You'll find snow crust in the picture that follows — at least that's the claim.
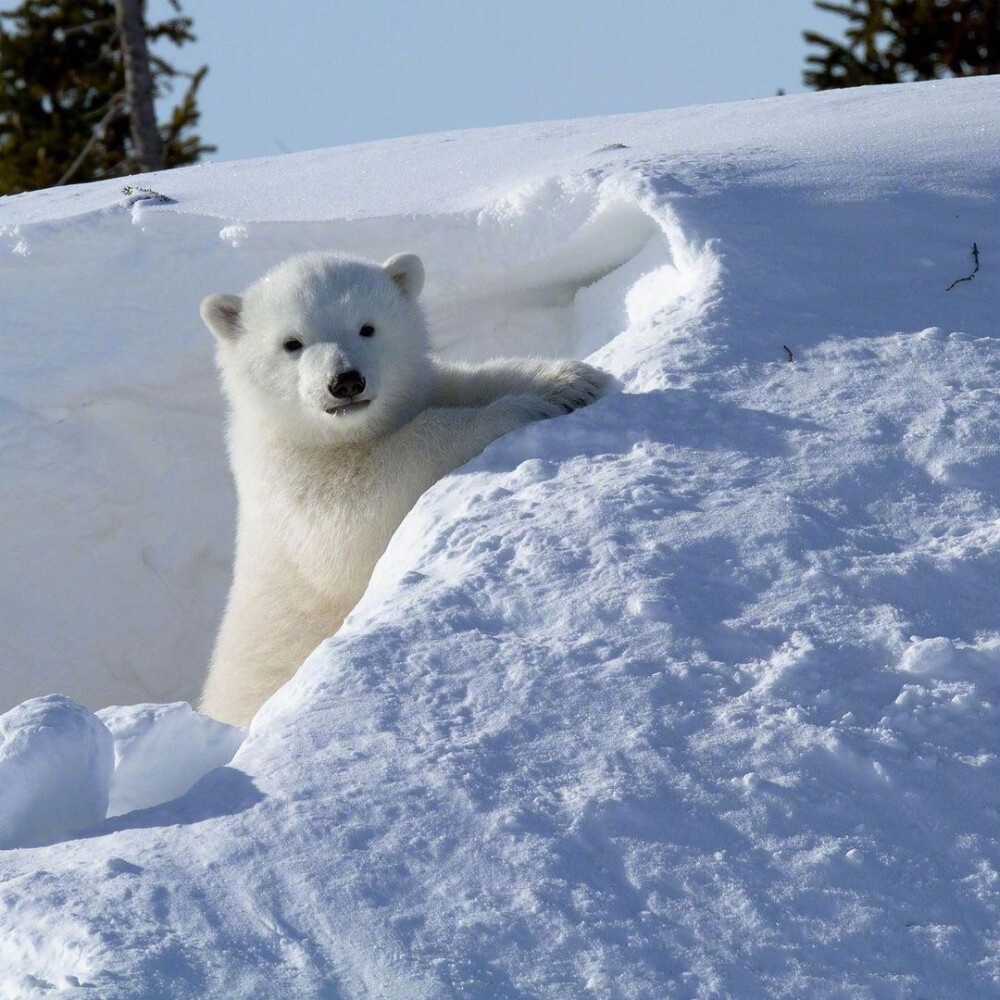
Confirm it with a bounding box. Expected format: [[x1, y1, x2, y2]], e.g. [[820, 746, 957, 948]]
[[0, 78, 997, 997]]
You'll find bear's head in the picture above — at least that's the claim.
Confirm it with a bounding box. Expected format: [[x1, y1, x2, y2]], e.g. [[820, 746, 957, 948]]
[[200, 252, 431, 445]]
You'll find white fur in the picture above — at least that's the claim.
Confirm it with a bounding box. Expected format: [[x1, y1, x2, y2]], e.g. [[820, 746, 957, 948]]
[[199, 251, 608, 725]]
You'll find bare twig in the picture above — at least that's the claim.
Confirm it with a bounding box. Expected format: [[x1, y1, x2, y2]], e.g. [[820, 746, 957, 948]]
[[56, 95, 125, 186], [782, 345, 794, 362], [54, 18, 117, 39], [946, 242, 980, 291]]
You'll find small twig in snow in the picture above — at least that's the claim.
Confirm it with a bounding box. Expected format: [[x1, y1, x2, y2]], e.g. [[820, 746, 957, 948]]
[[782, 345, 794, 362], [945, 242, 979, 291]]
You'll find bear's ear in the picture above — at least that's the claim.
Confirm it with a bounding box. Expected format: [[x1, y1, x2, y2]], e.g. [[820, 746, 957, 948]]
[[200, 294, 244, 341], [383, 253, 424, 300]]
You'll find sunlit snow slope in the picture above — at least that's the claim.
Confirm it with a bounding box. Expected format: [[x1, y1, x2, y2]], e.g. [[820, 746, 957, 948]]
[[0, 78, 998, 998]]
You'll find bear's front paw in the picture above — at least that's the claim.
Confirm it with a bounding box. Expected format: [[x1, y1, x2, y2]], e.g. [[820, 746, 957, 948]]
[[538, 361, 611, 414], [492, 393, 567, 422]]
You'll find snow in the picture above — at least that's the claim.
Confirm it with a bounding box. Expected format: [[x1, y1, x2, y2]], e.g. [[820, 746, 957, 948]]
[[0, 698, 243, 843], [0, 77, 998, 997], [96, 702, 244, 818], [0, 696, 113, 850]]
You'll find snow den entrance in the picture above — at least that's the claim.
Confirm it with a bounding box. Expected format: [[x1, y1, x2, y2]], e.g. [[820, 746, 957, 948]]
[[421, 184, 662, 362]]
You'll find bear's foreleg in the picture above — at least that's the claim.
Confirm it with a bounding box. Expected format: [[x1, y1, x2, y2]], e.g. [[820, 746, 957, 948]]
[[378, 394, 573, 497], [431, 359, 609, 411]]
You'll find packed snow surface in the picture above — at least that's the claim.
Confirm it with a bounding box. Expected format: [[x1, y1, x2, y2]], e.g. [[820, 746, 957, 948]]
[[0, 78, 997, 997]]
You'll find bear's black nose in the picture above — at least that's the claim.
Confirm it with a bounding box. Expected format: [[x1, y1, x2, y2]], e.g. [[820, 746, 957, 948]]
[[329, 370, 366, 399]]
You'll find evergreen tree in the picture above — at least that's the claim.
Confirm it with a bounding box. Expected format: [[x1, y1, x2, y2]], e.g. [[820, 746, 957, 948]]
[[0, 0, 214, 195], [804, 0, 1000, 89]]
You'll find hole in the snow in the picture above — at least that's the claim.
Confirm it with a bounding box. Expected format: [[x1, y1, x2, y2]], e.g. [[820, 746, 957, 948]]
[[0, 177, 695, 720], [423, 197, 662, 362]]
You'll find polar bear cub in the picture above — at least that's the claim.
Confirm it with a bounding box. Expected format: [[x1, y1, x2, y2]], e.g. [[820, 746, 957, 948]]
[[199, 251, 608, 725]]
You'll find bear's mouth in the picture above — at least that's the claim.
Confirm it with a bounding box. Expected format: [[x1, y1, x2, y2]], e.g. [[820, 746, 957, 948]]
[[324, 398, 372, 417]]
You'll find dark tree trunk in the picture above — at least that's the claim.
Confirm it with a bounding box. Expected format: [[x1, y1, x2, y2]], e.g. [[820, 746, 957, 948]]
[[115, 0, 164, 172]]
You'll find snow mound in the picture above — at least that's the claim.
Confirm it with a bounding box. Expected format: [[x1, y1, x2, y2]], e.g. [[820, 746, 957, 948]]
[[0, 696, 113, 849], [0, 698, 242, 847], [97, 702, 244, 817]]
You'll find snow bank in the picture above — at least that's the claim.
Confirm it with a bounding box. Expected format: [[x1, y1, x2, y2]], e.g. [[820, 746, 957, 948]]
[[0, 696, 112, 849], [0, 698, 243, 848], [0, 78, 997, 997]]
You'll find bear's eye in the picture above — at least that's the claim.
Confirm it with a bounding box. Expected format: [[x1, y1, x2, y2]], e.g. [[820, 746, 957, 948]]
[[283, 338, 303, 354], [359, 324, 375, 338]]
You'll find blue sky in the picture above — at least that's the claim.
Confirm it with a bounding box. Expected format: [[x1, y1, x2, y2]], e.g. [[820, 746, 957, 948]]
[[153, 1, 844, 163]]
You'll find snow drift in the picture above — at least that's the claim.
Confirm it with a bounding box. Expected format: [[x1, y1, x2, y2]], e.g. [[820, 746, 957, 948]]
[[0, 78, 997, 998]]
